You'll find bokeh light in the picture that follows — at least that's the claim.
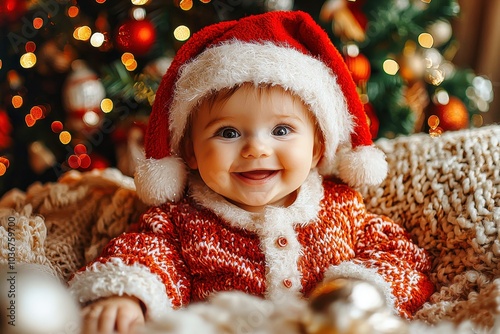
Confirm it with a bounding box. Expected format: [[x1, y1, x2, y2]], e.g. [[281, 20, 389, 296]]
[[33, 17, 44, 29], [68, 6, 79, 17], [12, 95, 23, 108], [90, 33, 105, 47], [25, 41, 36, 53], [101, 98, 113, 113], [74, 144, 87, 155], [418, 33, 434, 48], [30, 106, 44, 120], [174, 25, 190, 41], [180, 0, 193, 11], [25, 114, 36, 127], [20, 52, 37, 68], [51, 121, 63, 133], [59, 131, 72, 144], [383, 59, 399, 75]]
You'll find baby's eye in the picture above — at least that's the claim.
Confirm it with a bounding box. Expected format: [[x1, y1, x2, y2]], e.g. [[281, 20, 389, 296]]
[[216, 127, 240, 139], [272, 125, 291, 136]]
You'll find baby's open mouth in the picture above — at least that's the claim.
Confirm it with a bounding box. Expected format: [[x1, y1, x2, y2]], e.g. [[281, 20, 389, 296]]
[[236, 170, 278, 180]]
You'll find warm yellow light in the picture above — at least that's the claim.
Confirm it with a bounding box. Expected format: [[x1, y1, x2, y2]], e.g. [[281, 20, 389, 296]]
[[12, 95, 23, 108], [33, 17, 44, 29], [125, 59, 138, 71], [199, 0, 211, 3], [59, 131, 72, 144], [90, 32, 105, 47], [418, 33, 434, 48], [68, 6, 79, 17], [121, 52, 135, 65], [174, 25, 190, 41], [75, 26, 92, 41], [180, 0, 193, 10], [131, 0, 149, 5], [383, 59, 399, 75], [0, 163, 6, 176], [0, 59, 2, 70], [20, 52, 37, 68], [101, 98, 113, 113]]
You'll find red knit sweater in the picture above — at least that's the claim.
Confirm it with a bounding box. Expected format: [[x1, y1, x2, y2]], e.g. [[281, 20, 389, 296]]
[[71, 174, 434, 320]]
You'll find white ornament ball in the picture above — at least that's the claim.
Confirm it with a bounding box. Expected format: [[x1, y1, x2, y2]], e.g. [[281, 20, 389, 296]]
[[427, 20, 453, 47], [1, 265, 81, 334]]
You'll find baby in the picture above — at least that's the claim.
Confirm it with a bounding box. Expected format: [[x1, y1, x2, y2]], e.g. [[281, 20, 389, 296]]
[[69, 10, 434, 334]]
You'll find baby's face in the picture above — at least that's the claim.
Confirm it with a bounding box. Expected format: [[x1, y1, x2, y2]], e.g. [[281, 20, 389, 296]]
[[186, 84, 322, 212]]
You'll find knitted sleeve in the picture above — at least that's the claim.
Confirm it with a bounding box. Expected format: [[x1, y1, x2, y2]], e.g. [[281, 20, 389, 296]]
[[323, 189, 435, 319], [354, 212, 435, 318], [68, 205, 191, 321]]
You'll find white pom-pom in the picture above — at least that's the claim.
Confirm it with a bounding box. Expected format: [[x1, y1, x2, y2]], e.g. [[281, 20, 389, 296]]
[[337, 145, 388, 188], [134, 156, 187, 206]]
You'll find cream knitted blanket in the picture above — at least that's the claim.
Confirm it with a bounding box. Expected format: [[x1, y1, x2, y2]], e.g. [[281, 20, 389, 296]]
[[1, 125, 499, 332]]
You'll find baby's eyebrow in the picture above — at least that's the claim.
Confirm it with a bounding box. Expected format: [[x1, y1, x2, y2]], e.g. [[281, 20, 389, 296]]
[[203, 116, 237, 130]]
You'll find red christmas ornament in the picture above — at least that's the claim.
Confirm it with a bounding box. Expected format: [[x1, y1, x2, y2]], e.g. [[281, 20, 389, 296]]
[[0, 0, 27, 25], [115, 18, 157, 56], [363, 102, 379, 139], [0, 109, 12, 150], [344, 53, 371, 84], [432, 96, 469, 132]]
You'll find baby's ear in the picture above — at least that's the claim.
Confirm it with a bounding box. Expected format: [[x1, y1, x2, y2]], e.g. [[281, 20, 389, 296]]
[[311, 133, 325, 168], [181, 136, 198, 170]]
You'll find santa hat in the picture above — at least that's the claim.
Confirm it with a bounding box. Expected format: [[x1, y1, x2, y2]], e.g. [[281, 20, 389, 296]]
[[135, 10, 387, 206]]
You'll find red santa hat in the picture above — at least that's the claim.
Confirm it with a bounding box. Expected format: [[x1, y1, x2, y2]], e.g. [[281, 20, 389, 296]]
[[135, 10, 387, 206]]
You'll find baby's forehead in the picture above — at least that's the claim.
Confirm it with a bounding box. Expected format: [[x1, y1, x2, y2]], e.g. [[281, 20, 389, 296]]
[[205, 83, 313, 115]]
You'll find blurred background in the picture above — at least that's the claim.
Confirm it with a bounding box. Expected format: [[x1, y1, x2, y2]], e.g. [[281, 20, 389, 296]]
[[0, 0, 498, 197]]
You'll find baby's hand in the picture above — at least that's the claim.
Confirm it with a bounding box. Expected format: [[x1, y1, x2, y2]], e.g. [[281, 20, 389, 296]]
[[81, 295, 145, 334]]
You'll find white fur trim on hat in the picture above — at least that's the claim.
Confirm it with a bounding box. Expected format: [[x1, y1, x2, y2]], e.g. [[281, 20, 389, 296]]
[[169, 41, 354, 166], [335, 145, 388, 188], [134, 156, 187, 206]]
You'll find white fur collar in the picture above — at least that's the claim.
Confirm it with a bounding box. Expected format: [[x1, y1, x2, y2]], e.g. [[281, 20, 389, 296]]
[[187, 169, 324, 233]]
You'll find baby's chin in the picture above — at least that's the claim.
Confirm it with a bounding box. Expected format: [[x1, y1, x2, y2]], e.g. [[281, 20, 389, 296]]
[[224, 191, 298, 213]]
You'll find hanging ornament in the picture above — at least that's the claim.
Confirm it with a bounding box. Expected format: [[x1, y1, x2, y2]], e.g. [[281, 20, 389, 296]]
[[344, 53, 371, 85], [426, 19, 453, 48], [320, 0, 367, 42], [0, 108, 12, 151], [363, 102, 379, 139], [0, 0, 27, 25], [62, 61, 106, 134], [431, 96, 469, 132], [115, 18, 157, 56]]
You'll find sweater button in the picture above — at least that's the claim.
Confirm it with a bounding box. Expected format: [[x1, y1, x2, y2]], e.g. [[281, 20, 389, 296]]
[[283, 279, 292, 288], [276, 236, 288, 247]]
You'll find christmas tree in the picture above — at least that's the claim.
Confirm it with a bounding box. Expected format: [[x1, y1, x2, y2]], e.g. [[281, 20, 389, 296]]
[[0, 0, 493, 196]]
